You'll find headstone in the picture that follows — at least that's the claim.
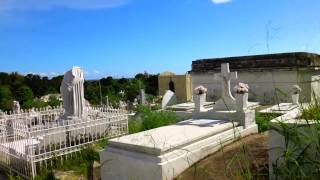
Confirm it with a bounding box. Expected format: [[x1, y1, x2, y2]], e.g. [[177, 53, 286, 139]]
[[119, 90, 125, 98], [119, 101, 127, 109], [139, 89, 146, 105], [60, 67, 86, 118], [12, 101, 20, 113], [133, 98, 138, 106], [161, 90, 177, 109], [214, 63, 238, 111]]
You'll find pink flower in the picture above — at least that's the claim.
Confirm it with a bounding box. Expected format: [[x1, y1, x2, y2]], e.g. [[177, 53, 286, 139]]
[[234, 83, 249, 94], [194, 85, 207, 95]]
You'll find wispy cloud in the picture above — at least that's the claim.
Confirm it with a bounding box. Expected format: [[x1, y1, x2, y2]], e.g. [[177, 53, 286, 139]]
[[93, 70, 101, 75], [211, 0, 232, 4], [0, 0, 130, 11], [50, 72, 59, 76]]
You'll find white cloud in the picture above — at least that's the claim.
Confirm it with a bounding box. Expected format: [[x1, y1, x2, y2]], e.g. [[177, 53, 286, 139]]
[[0, 0, 129, 11], [39, 72, 47, 76], [93, 70, 101, 74], [211, 0, 232, 4], [50, 72, 58, 76]]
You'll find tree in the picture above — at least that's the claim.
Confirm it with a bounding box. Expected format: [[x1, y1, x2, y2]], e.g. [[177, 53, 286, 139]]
[[16, 86, 34, 108], [125, 79, 144, 101], [48, 95, 61, 107], [0, 85, 13, 111]]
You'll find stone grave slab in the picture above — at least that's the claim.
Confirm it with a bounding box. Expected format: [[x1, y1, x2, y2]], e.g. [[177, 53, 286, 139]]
[[260, 103, 298, 114], [100, 119, 258, 180], [168, 102, 214, 111]]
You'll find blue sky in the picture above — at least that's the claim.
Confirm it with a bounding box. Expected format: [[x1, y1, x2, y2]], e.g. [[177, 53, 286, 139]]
[[0, 0, 319, 79]]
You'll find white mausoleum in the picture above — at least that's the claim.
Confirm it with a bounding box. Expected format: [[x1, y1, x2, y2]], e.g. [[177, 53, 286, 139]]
[[191, 52, 320, 104]]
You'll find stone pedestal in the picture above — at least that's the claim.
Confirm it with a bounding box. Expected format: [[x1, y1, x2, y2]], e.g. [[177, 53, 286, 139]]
[[292, 94, 299, 105], [194, 93, 206, 112], [235, 93, 248, 110]]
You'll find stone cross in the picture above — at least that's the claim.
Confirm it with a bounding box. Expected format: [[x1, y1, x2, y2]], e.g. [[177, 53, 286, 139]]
[[216, 63, 237, 100]]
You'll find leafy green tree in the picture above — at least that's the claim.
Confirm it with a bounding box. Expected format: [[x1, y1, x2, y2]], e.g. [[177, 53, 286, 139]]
[[48, 95, 61, 107], [16, 86, 34, 108], [32, 99, 48, 108], [125, 79, 144, 102], [0, 85, 13, 111]]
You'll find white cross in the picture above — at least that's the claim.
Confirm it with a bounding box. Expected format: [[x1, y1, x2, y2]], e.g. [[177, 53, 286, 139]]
[[216, 63, 237, 100]]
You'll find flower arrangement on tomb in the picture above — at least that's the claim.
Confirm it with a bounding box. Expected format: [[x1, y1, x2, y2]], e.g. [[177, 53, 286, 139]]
[[292, 85, 302, 94], [194, 85, 207, 95], [234, 83, 249, 94]]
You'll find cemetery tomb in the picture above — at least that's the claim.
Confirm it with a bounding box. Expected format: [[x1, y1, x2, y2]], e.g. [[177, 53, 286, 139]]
[[100, 63, 258, 180], [191, 52, 320, 104]]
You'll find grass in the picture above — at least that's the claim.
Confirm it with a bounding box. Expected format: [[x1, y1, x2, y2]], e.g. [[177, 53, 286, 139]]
[[33, 142, 105, 180], [255, 112, 281, 133], [129, 105, 177, 134], [269, 101, 320, 179]]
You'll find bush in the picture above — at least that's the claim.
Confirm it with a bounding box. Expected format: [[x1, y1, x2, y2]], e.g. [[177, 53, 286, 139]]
[[129, 106, 177, 134], [255, 112, 281, 132], [300, 104, 320, 120]]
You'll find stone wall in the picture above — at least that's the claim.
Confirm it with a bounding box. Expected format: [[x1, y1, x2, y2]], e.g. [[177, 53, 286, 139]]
[[192, 69, 320, 104], [192, 52, 320, 73]]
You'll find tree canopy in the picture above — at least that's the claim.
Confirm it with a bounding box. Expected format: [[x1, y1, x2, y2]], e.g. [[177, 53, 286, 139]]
[[0, 72, 159, 111]]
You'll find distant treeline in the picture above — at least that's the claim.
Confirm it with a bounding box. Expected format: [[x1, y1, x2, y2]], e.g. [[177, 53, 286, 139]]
[[0, 72, 158, 111]]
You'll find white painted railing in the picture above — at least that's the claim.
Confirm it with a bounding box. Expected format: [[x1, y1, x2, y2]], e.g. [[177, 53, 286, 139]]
[[0, 105, 128, 178]]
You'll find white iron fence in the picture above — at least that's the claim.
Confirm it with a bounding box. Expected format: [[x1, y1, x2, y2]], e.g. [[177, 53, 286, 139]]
[[0, 105, 128, 178]]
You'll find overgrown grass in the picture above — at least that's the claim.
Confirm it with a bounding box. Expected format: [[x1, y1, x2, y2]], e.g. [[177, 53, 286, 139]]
[[270, 102, 320, 179], [255, 112, 281, 132], [300, 103, 320, 120], [129, 105, 177, 134], [33, 141, 106, 180]]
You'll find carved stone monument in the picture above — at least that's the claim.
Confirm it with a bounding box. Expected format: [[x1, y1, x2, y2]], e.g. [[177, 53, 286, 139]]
[[214, 63, 238, 111], [139, 89, 146, 105], [12, 101, 20, 113], [60, 67, 86, 118]]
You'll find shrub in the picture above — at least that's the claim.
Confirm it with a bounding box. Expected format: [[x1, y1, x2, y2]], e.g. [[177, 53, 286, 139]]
[[129, 106, 177, 134], [255, 112, 281, 132]]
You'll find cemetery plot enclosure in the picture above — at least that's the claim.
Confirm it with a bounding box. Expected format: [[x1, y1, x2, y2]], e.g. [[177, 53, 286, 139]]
[[0, 106, 128, 178]]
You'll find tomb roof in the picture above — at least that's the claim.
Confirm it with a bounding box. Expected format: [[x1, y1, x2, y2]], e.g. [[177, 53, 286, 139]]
[[159, 71, 176, 76], [191, 52, 320, 73]]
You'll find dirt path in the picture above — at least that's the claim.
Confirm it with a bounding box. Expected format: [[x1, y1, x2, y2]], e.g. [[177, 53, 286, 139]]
[[177, 133, 268, 180]]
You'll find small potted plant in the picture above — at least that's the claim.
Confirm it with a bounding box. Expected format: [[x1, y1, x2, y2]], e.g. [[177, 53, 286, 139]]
[[194, 85, 207, 112], [234, 83, 249, 109], [292, 85, 301, 105]]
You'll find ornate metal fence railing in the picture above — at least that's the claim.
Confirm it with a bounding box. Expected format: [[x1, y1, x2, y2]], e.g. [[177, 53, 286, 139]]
[[0, 105, 128, 178]]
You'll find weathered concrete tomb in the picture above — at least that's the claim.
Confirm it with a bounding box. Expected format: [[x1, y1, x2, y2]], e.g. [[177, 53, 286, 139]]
[[158, 71, 192, 103], [191, 52, 320, 104]]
